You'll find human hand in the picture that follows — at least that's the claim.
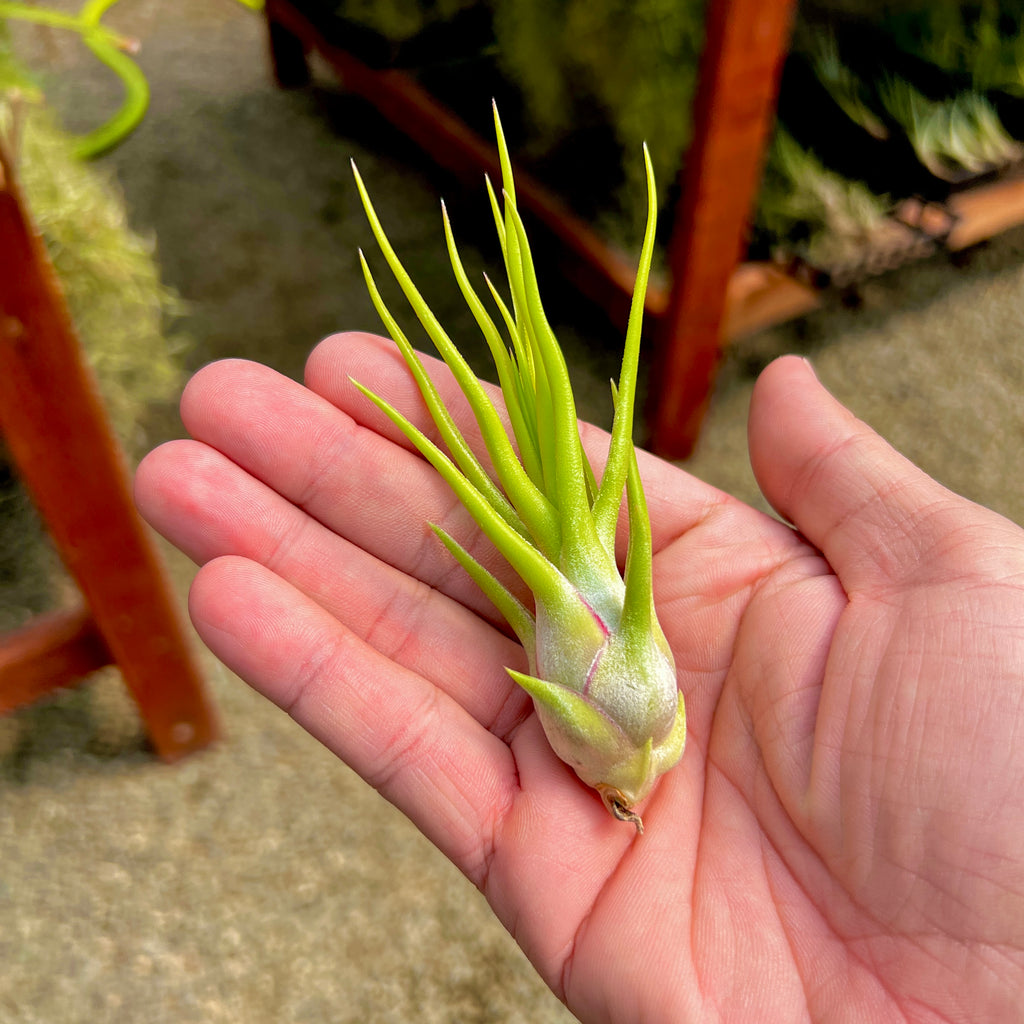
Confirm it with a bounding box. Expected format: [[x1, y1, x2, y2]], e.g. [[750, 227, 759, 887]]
[[135, 333, 1024, 1022]]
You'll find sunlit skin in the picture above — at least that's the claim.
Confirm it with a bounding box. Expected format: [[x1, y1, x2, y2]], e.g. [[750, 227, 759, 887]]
[[136, 338, 1024, 1022]]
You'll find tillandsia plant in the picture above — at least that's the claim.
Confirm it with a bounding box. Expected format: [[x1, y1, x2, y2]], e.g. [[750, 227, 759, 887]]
[[878, 78, 1022, 179], [350, 103, 685, 832]]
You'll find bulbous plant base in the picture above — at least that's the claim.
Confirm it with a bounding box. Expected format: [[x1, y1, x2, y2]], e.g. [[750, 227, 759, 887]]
[[598, 784, 645, 834]]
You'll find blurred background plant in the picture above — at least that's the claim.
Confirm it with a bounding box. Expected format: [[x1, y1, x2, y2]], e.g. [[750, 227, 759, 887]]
[[326, 0, 475, 42], [883, 0, 1024, 95], [313, 0, 1024, 275], [754, 129, 896, 273], [491, 0, 706, 234]]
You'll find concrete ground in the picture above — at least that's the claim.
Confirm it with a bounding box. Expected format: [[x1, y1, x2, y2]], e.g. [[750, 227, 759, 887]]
[[2, 3, 1022, 1023]]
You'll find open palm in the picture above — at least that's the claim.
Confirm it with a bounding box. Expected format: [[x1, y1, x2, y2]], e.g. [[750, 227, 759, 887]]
[[136, 333, 1024, 1023]]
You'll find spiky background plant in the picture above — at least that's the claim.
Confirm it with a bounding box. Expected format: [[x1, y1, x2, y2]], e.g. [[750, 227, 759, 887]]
[[352, 104, 685, 831], [878, 77, 1022, 179], [808, 30, 889, 141], [757, 128, 893, 272]]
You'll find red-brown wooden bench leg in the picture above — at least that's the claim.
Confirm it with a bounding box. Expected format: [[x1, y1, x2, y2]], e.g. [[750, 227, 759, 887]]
[[0, 141, 218, 762], [648, 0, 797, 459]]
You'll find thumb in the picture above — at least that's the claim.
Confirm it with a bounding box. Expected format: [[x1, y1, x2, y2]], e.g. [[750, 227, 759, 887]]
[[748, 355, 964, 592]]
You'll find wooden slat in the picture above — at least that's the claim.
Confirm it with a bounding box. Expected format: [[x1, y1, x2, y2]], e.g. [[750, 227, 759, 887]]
[[0, 606, 111, 715], [0, 144, 218, 761], [945, 172, 1024, 252], [722, 261, 821, 340]]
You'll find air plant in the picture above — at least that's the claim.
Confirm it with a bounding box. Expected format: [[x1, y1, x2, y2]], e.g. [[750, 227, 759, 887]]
[[350, 104, 685, 832], [809, 30, 889, 141], [878, 77, 1022, 179], [883, 0, 1024, 97], [757, 128, 892, 272]]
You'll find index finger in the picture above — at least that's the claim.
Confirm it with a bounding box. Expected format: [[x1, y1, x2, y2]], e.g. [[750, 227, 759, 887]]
[[178, 349, 519, 619]]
